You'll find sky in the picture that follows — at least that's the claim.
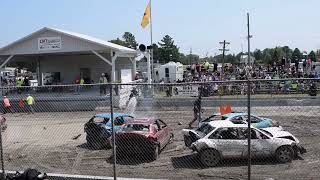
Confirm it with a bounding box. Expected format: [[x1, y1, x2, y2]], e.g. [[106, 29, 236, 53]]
[[1, 0, 320, 57]]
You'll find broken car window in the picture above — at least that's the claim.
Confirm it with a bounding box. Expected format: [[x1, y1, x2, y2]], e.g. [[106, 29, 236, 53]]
[[93, 117, 109, 124], [124, 124, 150, 132]]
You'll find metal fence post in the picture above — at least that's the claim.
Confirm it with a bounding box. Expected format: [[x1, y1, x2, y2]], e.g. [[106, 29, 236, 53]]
[[109, 83, 117, 180], [247, 79, 252, 180], [0, 123, 4, 179]]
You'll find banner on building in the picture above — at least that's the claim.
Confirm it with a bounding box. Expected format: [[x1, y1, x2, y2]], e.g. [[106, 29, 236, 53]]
[[38, 37, 62, 51]]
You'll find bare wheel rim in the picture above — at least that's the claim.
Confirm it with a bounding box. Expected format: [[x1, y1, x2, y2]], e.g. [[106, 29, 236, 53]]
[[278, 148, 292, 162], [202, 150, 219, 166]]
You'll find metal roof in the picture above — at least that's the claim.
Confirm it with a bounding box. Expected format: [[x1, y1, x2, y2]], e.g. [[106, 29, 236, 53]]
[[0, 27, 137, 54], [208, 120, 248, 128]]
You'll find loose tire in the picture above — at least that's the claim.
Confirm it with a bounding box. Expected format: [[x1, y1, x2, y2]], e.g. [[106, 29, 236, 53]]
[[275, 146, 294, 163], [200, 149, 221, 167]]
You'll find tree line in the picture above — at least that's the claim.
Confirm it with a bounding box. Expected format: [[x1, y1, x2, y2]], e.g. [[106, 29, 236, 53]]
[[110, 32, 320, 65]]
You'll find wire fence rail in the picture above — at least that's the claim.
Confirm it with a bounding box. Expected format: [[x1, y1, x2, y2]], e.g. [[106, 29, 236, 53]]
[[0, 79, 319, 180]]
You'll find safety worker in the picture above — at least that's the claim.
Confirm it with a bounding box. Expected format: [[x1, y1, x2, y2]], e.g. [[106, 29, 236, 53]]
[[79, 77, 85, 93], [26, 94, 35, 114], [16, 78, 23, 94], [80, 77, 85, 85], [188, 95, 202, 128], [203, 61, 210, 72]]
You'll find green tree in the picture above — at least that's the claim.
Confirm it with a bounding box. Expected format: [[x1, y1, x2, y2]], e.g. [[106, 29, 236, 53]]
[[292, 48, 302, 61], [253, 49, 262, 61], [122, 32, 138, 49], [308, 50, 317, 62], [269, 47, 285, 64], [262, 49, 272, 64], [281, 46, 293, 60], [110, 32, 138, 49], [109, 38, 126, 47], [158, 35, 180, 63]]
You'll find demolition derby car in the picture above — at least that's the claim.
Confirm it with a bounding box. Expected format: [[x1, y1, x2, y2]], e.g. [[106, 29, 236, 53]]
[[182, 120, 306, 167], [84, 113, 134, 148], [116, 118, 173, 160], [199, 112, 280, 129]]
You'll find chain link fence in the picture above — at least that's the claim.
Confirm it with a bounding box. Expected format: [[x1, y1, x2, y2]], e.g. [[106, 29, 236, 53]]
[[0, 79, 319, 179]]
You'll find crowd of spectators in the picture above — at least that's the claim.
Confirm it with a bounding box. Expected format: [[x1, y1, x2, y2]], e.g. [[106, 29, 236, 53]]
[[172, 60, 319, 96], [181, 60, 318, 83]]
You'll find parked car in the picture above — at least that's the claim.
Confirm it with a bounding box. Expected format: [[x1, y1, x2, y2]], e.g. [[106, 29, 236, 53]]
[[116, 118, 173, 160], [182, 120, 306, 167], [84, 113, 134, 148], [199, 112, 280, 129]]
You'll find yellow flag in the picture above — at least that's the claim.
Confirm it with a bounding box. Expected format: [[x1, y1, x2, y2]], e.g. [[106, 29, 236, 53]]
[[141, 1, 151, 28]]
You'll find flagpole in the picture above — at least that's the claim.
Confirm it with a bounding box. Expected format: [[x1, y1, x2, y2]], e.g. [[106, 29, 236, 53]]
[[150, 0, 154, 84]]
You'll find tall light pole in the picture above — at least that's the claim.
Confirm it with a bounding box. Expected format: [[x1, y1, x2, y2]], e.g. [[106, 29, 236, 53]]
[[247, 12, 253, 180]]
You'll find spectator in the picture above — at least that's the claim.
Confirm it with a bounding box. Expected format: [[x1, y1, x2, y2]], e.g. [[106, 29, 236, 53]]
[[3, 96, 13, 114], [99, 73, 108, 96]]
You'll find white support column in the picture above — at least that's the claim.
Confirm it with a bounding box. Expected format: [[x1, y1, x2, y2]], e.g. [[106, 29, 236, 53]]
[[36, 57, 41, 85], [0, 55, 14, 68], [130, 57, 136, 81], [111, 50, 119, 82], [146, 52, 151, 84]]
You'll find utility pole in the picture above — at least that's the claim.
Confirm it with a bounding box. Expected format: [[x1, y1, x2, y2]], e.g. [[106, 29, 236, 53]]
[[219, 40, 230, 79], [246, 12, 253, 180], [189, 48, 192, 65]]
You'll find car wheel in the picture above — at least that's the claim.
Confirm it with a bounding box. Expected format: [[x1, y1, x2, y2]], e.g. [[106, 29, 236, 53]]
[[275, 146, 294, 163], [151, 145, 159, 161], [200, 149, 220, 167], [184, 135, 193, 147]]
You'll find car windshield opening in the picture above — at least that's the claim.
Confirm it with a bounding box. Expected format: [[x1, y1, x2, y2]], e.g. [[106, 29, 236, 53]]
[[124, 124, 150, 132], [259, 129, 273, 137], [197, 124, 215, 137], [93, 117, 109, 123]]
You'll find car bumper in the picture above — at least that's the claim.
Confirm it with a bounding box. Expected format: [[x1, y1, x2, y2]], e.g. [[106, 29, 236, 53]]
[[297, 145, 307, 154]]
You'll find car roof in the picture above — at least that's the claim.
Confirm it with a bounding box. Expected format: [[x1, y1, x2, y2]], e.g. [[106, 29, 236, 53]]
[[208, 120, 248, 128], [94, 113, 131, 119], [223, 112, 246, 118], [126, 118, 155, 125]]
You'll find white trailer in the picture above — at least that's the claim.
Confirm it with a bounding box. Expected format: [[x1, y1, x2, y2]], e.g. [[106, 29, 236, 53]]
[[158, 61, 183, 83]]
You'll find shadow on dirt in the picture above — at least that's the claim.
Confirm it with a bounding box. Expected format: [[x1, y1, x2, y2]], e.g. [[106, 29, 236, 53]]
[[77, 143, 111, 151], [171, 153, 283, 169], [106, 154, 155, 165]]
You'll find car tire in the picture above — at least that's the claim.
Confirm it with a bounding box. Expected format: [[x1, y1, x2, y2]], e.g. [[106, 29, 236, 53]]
[[184, 135, 193, 147], [275, 146, 294, 163], [200, 149, 221, 167], [151, 145, 159, 161]]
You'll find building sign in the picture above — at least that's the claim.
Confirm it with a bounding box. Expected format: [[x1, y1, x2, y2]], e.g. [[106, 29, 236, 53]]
[[174, 86, 199, 96], [38, 37, 62, 51]]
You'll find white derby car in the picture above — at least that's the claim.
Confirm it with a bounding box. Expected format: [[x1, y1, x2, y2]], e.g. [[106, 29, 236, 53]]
[[182, 121, 306, 167]]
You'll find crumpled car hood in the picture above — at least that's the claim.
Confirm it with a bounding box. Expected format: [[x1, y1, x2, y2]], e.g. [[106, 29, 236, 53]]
[[263, 127, 300, 143]]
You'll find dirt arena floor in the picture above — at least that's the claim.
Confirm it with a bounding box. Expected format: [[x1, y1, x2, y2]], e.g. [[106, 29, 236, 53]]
[[2, 106, 320, 180]]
